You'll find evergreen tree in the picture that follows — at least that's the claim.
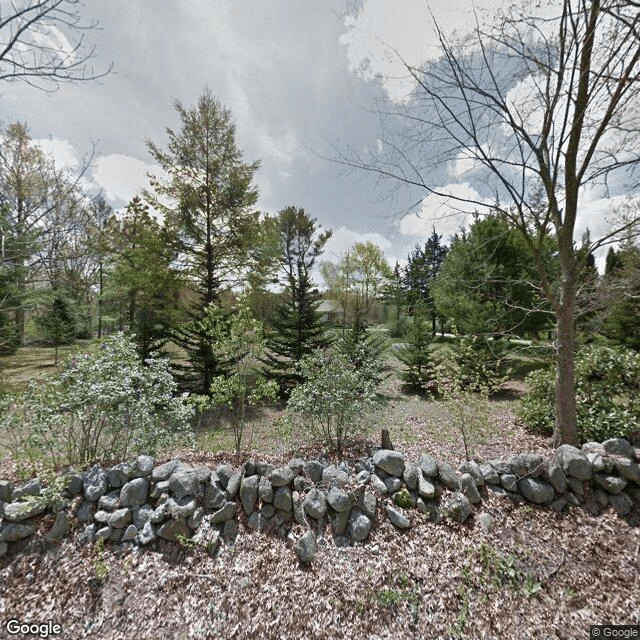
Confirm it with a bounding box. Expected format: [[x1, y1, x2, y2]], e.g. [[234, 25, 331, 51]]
[[262, 206, 331, 397], [36, 292, 77, 365], [145, 88, 264, 393], [403, 228, 448, 333]]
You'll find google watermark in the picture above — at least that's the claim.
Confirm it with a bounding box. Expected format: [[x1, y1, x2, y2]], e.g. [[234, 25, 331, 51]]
[[4, 619, 62, 638], [590, 626, 640, 639]]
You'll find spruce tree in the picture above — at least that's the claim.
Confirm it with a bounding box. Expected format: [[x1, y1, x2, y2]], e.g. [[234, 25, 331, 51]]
[[36, 292, 77, 365], [262, 206, 331, 398]]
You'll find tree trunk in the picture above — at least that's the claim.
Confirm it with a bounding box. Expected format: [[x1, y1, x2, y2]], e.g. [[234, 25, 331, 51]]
[[554, 282, 578, 446]]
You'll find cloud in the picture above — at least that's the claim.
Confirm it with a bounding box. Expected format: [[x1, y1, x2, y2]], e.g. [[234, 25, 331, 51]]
[[34, 138, 81, 169], [92, 154, 164, 204], [399, 182, 492, 241], [323, 225, 393, 262]]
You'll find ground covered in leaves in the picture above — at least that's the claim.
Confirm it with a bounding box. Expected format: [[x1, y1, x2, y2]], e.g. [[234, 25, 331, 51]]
[[1, 491, 638, 640]]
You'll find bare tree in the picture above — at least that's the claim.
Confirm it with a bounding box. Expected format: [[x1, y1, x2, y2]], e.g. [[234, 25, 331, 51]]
[[0, 0, 111, 91], [335, 0, 640, 445]]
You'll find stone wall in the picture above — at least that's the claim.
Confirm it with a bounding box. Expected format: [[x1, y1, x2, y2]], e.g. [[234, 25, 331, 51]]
[[0, 438, 638, 563]]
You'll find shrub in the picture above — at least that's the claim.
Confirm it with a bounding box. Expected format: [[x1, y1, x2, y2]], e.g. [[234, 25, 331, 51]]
[[285, 349, 379, 454], [519, 345, 640, 443], [448, 335, 510, 395], [0, 333, 194, 470]]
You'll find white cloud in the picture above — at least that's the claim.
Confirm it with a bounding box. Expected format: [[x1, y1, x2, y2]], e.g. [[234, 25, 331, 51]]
[[448, 146, 490, 180], [92, 154, 163, 203], [34, 137, 81, 169], [399, 182, 492, 240], [323, 225, 392, 262]]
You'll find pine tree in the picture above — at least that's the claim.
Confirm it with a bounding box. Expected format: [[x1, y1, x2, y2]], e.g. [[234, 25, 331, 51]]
[[36, 292, 77, 365], [145, 88, 263, 393], [262, 206, 331, 397]]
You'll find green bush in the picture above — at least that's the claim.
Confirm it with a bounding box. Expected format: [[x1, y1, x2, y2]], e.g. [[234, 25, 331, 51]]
[[448, 335, 510, 395], [519, 345, 640, 443], [0, 333, 194, 470], [395, 312, 440, 395]]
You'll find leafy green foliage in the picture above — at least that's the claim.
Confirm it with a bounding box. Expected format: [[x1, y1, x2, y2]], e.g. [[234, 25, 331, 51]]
[[190, 298, 277, 454], [0, 333, 194, 470], [448, 335, 510, 395], [520, 345, 640, 442], [285, 348, 380, 453]]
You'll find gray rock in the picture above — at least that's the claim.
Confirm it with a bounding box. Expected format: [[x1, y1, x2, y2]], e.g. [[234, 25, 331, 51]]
[[586, 452, 610, 473], [292, 492, 306, 525], [243, 459, 256, 476], [349, 511, 372, 541], [403, 463, 419, 490], [566, 492, 583, 506], [258, 475, 273, 503], [303, 460, 324, 483], [204, 482, 226, 511], [95, 526, 111, 541], [98, 490, 121, 511], [166, 496, 197, 519], [225, 472, 242, 500], [45, 512, 70, 542], [187, 507, 204, 529], [211, 501, 236, 524], [602, 438, 634, 459], [270, 466, 294, 486], [121, 524, 137, 542], [83, 465, 108, 502], [216, 464, 234, 488], [477, 512, 495, 532], [327, 487, 350, 512], [223, 519, 238, 540], [3, 499, 47, 522], [384, 477, 403, 493], [444, 493, 472, 523], [240, 475, 259, 516], [329, 509, 350, 536], [550, 498, 568, 513], [417, 474, 435, 499], [0, 480, 12, 502], [0, 542, 7, 557], [75, 500, 96, 523], [373, 449, 405, 477], [416, 499, 439, 521], [137, 522, 156, 545], [247, 511, 266, 530], [108, 508, 132, 529], [460, 473, 481, 504], [555, 445, 592, 480], [11, 478, 42, 501], [293, 476, 310, 492], [489, 459, 512, 475], [567, 476, 585, 496], [500, 474, 518, 492], [487, 484, 508, 498], [151, 460, 180, 482], [120, 477, 149, 507], [438, 462, 461, 491], [370, 474, 388, 494], [107, 462, 133, 488], [418, 453, 438, 477], [356, 470, 370, 484], [634, 448, 640, 463], [386, 504, 411, 529], [63, 471, 83, 496], [157, 518, 190, 541], [516, 453, 545, 478], [150, 503, 168, 524], [255, 461, 275, 477], [94, 510, 110, 523], [149, 480, 169, 500], [518, 478, 555, 504], [273, 486, 293, 512], [479, 463, 500, 484], [289, 458, 305, 475], [0, 522, 35, 542], [594, 474, 627, 494], [506, 456, 526, 477], [169, 466, 200, 499], [322, 465, 349, 486], [608, 492, 633, 516], [359, 491, 376, 520], [304, 487, 327, 519], [546, 463, 567, 494], [458, 460, 485, 487], [615, 459, 640, 484], [261, 504, 276, 519], [133, 504, 153, 529], [295, 530, 317, 563], [594, 489, 609, 507]]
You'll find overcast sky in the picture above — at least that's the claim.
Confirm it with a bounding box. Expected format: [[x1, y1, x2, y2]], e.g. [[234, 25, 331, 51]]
[[1, 0, 635, 272]]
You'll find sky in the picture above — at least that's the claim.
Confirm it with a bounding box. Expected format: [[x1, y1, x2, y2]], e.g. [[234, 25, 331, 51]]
[[0, 0, 636, 273]]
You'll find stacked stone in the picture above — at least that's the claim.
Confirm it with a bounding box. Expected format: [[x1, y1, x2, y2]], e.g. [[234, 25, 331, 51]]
[[1, 438, 639, 563]]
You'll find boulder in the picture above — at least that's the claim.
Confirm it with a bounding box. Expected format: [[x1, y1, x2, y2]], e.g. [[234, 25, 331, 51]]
[[418, 454, 438, 478], [121, 524, 138, 542], [0, 480, 12, 502], [258, 475, 274, 503], [386, 504, 411, 529], [294, 530, 318, 563], [255, 461, 275, 477], [303, 460, 324, 483], [370, 474, 388, 494], [555, 445, 591, 480], [247, 511, 266, 530], [303, 488, 327, 519], [373, 450, 405, 477], [204, 483, 226, 511], [0, 522, 35, 542], [417, 474, 435, 499], [273, 486, 293, 512], [322, 465, 349, 486], [261, 504, 276, 519], [157, 518, 190, 542], [211, 502, 236, 524], [438, 462, 461, 491], [479, 463, 499, 485], [546, 463, 567, 494], [166, 496, 197, 519], [83, 465, 108, 502], [460, 473, 481, 504], [98, 490, 121, 511], [3, 499, 47, 522], [403, 463, 419, 490], [384, 477, 402, 493], [187, 507, 204, 530], [270, 466, 294, 487], [133, 504, 153, 529], [216, 464, 234, 488], [349, 511, 372, 541], [11, 478, 42, 501], [151, 460, 180, 482], [120, 478, 149, 507], [477, 512, 495, 532], [602, 438, 634, 459], [500, 474, 517, 492], [615, 459, 640, 484], [133, 455, 154, 478], [518, 478, 555, 504], [444, 493, 472, 523], [137, 522, 156, 545], [515, 453, 545, 478], [608, 492, 632, 517], [108, 508, 132, 529], [359, 491, 376, 520], [239, 475, 259, 516], [225, 472, 242, 500], [168, 466, 200, 499], [327, 487, 350, 513], [45, 512, 70, 543], [107, 462, 133, 488], [458, 460, 485, 487], [594, 474, 627, 494]]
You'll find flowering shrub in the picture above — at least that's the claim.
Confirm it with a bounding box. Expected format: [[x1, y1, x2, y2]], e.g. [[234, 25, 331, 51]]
[[285, 349, 379, 453], [1, 333, 193, 469], [519, 345, 640, 443]]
